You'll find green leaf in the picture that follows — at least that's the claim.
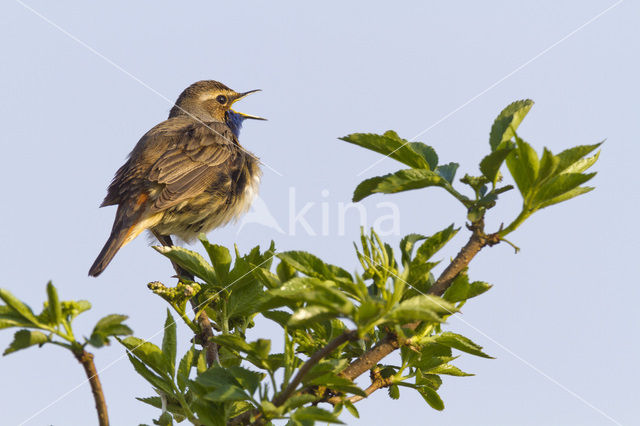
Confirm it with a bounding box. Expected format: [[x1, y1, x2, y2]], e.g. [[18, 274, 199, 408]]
[[532, 173, 596, 207], [343, 400, 359, 418], [435, 332, 492, 358], [386, 295, 456, 324], [261, 310, 292, 328], [506, 136, 539, 198], [126, 354, 174, 395], [443, 274, 492, 303], [89, 314, 132, 348], [283, 394, 317, 411], [340, 131, 431, 170], [306, 373, 366, 397], [388, 384, 400, 399], [199, 236, 232, 282], [399, 233, 427, 265], [479, 146, 514, 185], [556, 142, 602, 173], [0, 306, 35, 329], [153, 245, 218, 286], [3, 330, 48, 355], [162, 310, 177, 376], [408, 142, 438, 170], [271, 277, 354, 315], [536, 186, 594, 210], [413, 225, 458, 263], [45, 282, 62, 326], [417, 386, 444, 410], [428, 363, 473, 376], [119, 337, 172, 378], [292, 406, 344, 424], [177, 346, 195, 392], [434, 162, 459, 184], [277, 252, 352, 282], [0, 289, 40, 326], [353, 169, 445, 202], [489, 99, 534, 151], [289, 306, 336, 327], [536, 147, 560, 184]]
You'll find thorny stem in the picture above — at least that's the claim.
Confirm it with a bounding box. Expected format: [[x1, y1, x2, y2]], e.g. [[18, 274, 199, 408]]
[[73, 347, 109, 426]]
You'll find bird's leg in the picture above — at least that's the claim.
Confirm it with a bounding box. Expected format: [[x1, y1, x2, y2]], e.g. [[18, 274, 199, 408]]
[[152, 230, 219, 366]]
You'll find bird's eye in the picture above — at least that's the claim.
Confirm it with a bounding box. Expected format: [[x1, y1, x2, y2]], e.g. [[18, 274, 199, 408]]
[[216, 95, 227, 104]]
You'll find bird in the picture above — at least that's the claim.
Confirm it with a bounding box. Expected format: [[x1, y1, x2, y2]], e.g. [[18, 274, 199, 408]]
[[88, 80, 264, 277]]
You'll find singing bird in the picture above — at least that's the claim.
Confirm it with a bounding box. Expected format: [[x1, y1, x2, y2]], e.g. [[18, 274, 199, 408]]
[[89, 80, 264, 277]]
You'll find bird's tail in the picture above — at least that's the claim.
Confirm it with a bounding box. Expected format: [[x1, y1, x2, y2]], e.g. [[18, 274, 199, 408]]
[[89, 200, 155, 277], [88, 226, 131, 277]]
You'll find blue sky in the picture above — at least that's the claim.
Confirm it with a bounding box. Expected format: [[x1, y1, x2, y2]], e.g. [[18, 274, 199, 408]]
[[1, 1, 638, 425]]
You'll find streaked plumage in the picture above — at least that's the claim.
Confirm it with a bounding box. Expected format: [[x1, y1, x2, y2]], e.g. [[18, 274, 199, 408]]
[[89, 80, 263, 277]]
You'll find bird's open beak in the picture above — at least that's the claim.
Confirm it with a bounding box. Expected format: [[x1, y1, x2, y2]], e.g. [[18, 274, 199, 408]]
[[231, 89, 267, 120]]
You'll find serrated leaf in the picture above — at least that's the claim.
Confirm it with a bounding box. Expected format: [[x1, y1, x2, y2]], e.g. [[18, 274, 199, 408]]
[[353, 169, 445, 202], [271, 277, 354, 315], [277, 252, 352, 282], [536, 186, 594, 209], [127, 353, 174, 395], [417, 386, 444, 410], [532, 172, 596, 207], [443, 274, 492, 303], [89, 314, 132, 348], [0, 289, 40, 326], [262, 310, 292, 327], [413, 225, 458, 263], [428, 363, 473, 376], [3, 330, 48, 355], [435, 332, 492, 358], [177, 346, 195, 392], [289, 306, 336, 327], [283, 394, 317, 411], [119, 337, 172, 378], [386, 295, 456, 324], [489, 99, 534, 151], [408, 142, 438, 170], [479, 146, 514, 184], [341, 132, 431, 170], [536, 147, 560, 184], [506, 137, 539, 198], [153, 245, 218, 286], [556, 142, 602, 173], [292, 406, 344, 424], [388, 384, 400, 399], [162, 310, 177, 376], [0, 306, 34, 329], [45, 282, 62, 326], [434, 162, 459, 184], [399, 233, 427, 265], [199, 236, 232, 282]]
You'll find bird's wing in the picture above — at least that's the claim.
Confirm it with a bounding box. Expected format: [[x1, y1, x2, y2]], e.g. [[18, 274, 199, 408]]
[[146, 121, 239, 211]]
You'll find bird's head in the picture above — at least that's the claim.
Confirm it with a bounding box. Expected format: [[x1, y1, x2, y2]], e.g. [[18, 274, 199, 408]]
[[169, 80, 264, 135]]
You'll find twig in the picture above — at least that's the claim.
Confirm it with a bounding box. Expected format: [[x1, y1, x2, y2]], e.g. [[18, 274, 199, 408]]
[[153, 231, 219, 366], [327, 367, 393, 405], [73, 348, 109, 426], [273, 330, 358, 407], [340, 219, 499, 382]]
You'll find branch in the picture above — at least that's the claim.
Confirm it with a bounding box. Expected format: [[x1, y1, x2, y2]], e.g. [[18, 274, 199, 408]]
[[327, 367, 393, 405], [340, 219, 499, 382], [73, 348, 109, 426], [153, 231, 219, 367], [228, 330, 358, 426], [273, 330, 358, 406]]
